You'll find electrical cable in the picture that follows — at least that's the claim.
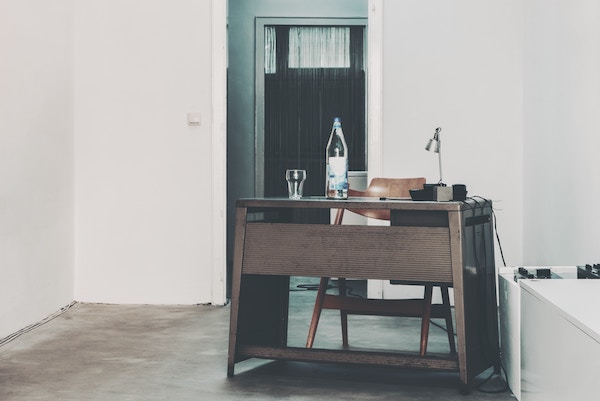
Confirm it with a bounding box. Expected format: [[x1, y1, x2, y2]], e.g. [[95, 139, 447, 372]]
[[429, 318, 456, 337], [471, 195, 507, 267], [0, 301, 77, 347], [477, 364, 510, 394], [492, 208, 507, 267]]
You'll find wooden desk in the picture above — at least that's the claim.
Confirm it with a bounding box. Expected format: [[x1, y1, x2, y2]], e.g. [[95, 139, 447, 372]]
[[227, 197, 499, 393]]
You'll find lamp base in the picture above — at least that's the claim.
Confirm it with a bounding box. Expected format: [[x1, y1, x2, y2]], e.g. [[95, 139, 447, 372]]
[[433, 185, 453, 202]]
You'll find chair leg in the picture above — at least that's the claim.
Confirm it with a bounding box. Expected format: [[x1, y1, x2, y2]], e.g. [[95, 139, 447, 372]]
[[306, 277, 330, 348], [420, 284, 434, 356], [441, 285, 456, 354], [338, 278, 349, 347]]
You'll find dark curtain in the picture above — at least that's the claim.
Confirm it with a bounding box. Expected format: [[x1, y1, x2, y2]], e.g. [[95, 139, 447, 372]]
[[264, 26, 366, 201]]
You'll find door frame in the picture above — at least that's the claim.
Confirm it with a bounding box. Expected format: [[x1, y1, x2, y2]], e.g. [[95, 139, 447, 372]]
[[211, 0, 227, 305], [366, 0, 384, 298], [212, 0, 383, 304]]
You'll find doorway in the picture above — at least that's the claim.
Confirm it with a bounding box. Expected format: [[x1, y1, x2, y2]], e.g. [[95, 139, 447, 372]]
[[226, 0, 371, 298]]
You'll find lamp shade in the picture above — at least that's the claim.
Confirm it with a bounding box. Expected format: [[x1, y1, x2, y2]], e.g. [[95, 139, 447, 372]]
[[425, 127, 441, 153], [425, 127, 443, 184], [425, 137, 440, 153]]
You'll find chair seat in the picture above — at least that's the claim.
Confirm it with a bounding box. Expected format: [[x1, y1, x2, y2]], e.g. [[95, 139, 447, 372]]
[[320, 293, 452, 318]]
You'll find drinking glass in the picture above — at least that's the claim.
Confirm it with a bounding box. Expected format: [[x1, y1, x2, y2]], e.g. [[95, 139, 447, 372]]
[[285, 169, 306, 200]]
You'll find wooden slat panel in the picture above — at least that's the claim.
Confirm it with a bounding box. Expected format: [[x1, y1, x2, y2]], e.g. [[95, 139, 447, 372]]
[[242, 223, 452, 283]]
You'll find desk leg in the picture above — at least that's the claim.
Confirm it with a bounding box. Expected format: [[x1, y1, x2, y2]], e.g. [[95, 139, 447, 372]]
[[338, 278, 349, 347], [448, 211, 469, 392], [227, 206, 248, 377]]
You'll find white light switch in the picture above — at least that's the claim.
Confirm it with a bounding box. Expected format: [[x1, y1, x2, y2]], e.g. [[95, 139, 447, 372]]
[[187, 112, 201, 126]]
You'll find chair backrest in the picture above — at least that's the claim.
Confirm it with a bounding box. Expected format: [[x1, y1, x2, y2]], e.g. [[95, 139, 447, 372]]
[[335, 177, 426, 223]]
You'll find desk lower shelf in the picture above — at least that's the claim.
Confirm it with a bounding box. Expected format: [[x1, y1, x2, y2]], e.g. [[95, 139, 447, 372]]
[[233, 345, 459, 372]]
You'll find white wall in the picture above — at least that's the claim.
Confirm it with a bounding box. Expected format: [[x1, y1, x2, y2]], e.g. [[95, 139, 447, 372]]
[[0, 0, 74, 338], [3, 0, 598, 338], [523, 0, 600, 265], [73, 0, 216, 304], [382, 0, 524, 267]]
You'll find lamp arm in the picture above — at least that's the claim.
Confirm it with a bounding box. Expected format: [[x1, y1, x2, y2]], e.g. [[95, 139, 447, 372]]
[[438, 144, 443, 184]]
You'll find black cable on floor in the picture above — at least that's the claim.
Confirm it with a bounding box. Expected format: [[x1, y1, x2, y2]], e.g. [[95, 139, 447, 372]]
[[291, 283, 364, 298], [293, 283, 325, 291], [476, 364, 509, 394]]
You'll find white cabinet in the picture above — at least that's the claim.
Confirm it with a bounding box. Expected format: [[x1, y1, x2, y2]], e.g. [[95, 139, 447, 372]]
[[498, 266, 579, 401], [520, 280, 600, 401]]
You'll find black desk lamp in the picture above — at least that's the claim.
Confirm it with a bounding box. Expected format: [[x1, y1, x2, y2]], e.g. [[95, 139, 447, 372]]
[[425, 127, 443, 185]]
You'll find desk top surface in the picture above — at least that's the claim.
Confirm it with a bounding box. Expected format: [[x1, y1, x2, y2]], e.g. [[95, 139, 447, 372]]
[[237, 196, 490, 212]]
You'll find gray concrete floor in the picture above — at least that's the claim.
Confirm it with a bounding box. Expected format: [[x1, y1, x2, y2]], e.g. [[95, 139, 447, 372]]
[[0, 278, 515, 400]]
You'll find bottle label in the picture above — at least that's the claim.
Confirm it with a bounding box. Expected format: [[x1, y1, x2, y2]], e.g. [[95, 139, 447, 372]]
[[327, 157, 348, 191]]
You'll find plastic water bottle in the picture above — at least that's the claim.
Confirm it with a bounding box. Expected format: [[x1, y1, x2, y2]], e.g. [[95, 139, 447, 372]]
[[325, 117, 348, 199]]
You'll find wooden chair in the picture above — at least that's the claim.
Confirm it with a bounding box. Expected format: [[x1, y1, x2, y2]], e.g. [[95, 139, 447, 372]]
[[305, 177, 456, 356]]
